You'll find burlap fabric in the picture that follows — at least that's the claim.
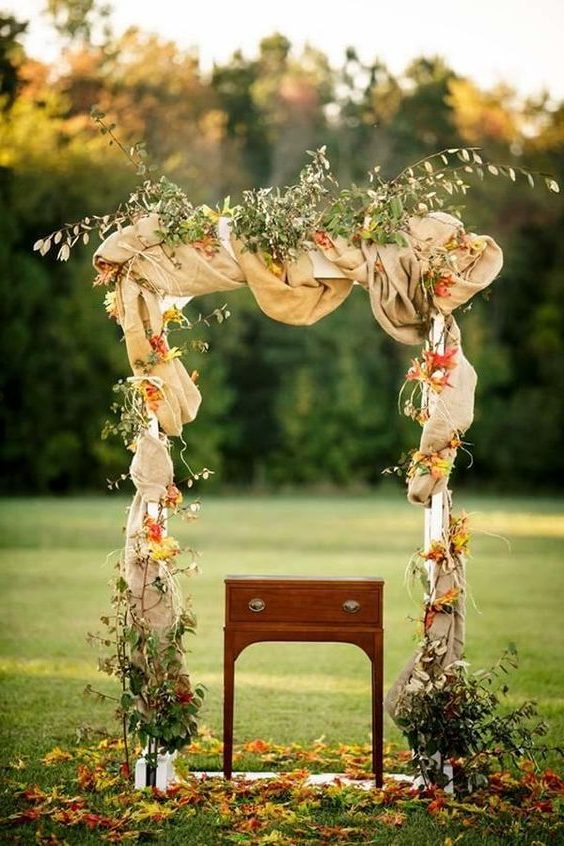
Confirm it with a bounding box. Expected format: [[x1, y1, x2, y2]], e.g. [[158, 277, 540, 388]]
[[384, 494, 466, 719], [115, 273, 202, 436], [94, 209, 502, 717], [124, 430, 191, 710], [125, 430, 176, 630], [407, 319, 477, 505]]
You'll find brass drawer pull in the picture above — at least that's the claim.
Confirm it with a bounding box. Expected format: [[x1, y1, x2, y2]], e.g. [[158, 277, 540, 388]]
[[343, 599, 360, 614], [248, 597, 266, 613]]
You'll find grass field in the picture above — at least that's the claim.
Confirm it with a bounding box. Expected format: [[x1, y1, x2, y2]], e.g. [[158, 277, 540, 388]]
[[0, 493, 563, 843]]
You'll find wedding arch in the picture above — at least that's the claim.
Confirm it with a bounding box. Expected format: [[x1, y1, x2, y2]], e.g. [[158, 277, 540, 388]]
[[36, 137, 557, 786]]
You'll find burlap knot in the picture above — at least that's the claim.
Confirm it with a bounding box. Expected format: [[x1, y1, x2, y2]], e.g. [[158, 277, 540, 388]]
[[114, 274, 202, 436]]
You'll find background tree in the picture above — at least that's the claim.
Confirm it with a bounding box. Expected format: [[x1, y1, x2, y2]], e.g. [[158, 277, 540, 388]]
[[0, 14, 27, 106], [45, 0, 112, 44]]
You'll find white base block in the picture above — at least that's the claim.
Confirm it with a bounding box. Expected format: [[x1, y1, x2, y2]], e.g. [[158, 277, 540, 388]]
[[133, 753, 452, 794], [191, 772, 414, 790], [412, 760, 454, 795], [133, 760, 414, 791], [134, 751, 177, 790]]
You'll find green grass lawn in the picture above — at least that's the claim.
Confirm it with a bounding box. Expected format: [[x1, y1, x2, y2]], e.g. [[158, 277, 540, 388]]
[[0, 492, 563, 844]]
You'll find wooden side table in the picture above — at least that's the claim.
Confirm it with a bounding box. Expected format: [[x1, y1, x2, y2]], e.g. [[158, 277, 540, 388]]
[[223, 575, 384, 786]]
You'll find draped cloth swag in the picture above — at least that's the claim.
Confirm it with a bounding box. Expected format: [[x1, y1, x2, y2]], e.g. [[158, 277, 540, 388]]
[[94, 209, 503, 720]]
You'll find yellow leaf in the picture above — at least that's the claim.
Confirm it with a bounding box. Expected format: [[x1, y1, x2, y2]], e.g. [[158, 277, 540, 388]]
[[42, 746, 73, 765], [131, 801, 178, 822]]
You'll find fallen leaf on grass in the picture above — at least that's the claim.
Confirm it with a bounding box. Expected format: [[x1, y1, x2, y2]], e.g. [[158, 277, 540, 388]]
[[5, 807, 46, 825], [17, 785, 48, 802], [100, 831, 141, 843], [130, 801, 178, 823], [243, 739, 272, 755], [42, 747, 73, 765], [379, 810, 407, 826], [36, 832, 68, 845]]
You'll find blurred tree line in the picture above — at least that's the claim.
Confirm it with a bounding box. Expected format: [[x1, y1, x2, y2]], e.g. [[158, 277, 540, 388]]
[[1, 5, 563, 494]]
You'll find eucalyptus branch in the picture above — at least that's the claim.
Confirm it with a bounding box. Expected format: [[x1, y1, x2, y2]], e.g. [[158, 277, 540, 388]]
[[390, 146, 483, 183], [34, 123, 559, 267], [90, 106, 153, 176]]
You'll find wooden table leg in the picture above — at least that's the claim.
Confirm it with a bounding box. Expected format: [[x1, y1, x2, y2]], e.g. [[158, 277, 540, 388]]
[[223, 629, 235, 779], [371, 631, 383, 787]]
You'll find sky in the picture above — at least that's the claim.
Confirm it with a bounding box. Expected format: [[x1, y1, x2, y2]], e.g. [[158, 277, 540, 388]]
[[8, 0, 564, 102]]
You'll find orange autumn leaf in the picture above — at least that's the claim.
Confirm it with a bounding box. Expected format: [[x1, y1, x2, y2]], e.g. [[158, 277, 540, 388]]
[[423, 541, 449, 565], [408, 450, 453, 481], [427, 796, 447, 814], [93, 260, 119, 287], [434, 587, 461, 607], [379, 810, 406, 827], [425, 587, 461, 629], [149, 333, 168, 358], [161, 483, 183, 509], [7, 807, 48, 825], [192, 235, 219, 259], [313, 229, 334, 249], [405, 346, 459, 394], [542, 770, 564, 794], [433, 274, 456, 298], [18, 785, 48, 802], [424, 347, 458, 372], [82, 812, 122, 830], [243, 738, 272, 755], [137, 380, 163, 412], [234, 816, 264, 833], [143, 515, 163, 543], [449, 512, 471, 556], [149, 334, 182, 363]]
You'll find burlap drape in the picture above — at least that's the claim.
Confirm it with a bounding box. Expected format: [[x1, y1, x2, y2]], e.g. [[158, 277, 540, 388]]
[[384, 492, 466, 719], [94, 211, 501, 456], [125, 431, 176, 631], [94, 209, 502, 718]]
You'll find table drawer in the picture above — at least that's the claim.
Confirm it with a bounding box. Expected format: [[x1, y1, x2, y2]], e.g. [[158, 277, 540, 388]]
[[226, 582, 382, 626]]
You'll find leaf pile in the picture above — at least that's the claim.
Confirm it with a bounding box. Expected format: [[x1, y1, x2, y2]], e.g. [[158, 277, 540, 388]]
[[2, 733, 562, 845]]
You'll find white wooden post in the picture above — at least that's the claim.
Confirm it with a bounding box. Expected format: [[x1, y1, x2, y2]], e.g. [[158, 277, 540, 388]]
[[420, 311, 454, 793], [424, 313, 446, 573]]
